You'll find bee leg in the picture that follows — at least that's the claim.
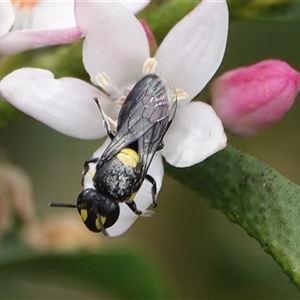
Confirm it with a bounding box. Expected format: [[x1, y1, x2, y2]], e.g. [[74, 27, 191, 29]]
[[98, 111, 115, 140], [81, 157, 99, 186], [156, 140, 165, 151], [102, 118, 115, 140], [146, 174, 157, 208], [126, 201, 143, 215], [94, 97, 115, 140]]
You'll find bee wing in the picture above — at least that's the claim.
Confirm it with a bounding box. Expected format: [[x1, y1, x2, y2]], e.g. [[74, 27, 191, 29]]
[[138, 97, 177, 179], [100, 74, 176, 164]]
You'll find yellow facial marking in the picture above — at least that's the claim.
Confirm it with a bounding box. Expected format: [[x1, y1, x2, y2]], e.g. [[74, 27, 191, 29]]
[[95, 216, 107, 230], [117, 148, 139, 168], [80, 209, 88, 222]]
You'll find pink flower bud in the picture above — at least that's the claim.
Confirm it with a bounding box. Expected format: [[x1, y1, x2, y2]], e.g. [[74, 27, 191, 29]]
[[139, 20, 157, 56], [210, 59, 300, 138]]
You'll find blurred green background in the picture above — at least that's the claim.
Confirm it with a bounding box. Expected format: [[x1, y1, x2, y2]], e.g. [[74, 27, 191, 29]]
[[1, 15, 300, 300]]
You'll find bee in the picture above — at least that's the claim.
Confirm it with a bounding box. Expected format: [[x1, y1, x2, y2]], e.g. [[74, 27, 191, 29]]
[[50, 74, 177, 236]]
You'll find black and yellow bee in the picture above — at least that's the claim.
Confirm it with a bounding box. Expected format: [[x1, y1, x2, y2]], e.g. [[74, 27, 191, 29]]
[[50, 74, 177, 235]]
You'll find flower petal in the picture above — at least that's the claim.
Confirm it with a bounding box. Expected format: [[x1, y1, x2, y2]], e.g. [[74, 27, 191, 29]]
[[0, 68, 108, 139], [155, 0, 229, 103], [0, 27, 81, 56], [122, 1, 150, 14], [0, 2, 14, 36], [161, 101, 227, 167], [90, 140, 164, 237], [74, 1, 149, 87], [26, 1, 76, 30]]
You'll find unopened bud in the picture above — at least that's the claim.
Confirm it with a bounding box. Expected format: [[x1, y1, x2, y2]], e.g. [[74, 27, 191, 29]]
[[210, 59, 300, 138]]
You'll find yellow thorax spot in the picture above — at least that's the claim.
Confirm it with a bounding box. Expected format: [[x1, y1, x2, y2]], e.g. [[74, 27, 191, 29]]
[[80, 209, 88, 222], [95, 216, 107, 230], [117, 148, 139, 168]]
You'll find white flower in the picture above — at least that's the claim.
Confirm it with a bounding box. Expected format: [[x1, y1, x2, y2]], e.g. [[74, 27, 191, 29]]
[[0, 0, 228, 236], [0, 0, 149, 56], [0, 0, 79, 55]]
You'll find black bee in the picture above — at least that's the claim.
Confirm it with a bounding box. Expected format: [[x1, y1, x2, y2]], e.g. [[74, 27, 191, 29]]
[[50, 74, 177, 235]]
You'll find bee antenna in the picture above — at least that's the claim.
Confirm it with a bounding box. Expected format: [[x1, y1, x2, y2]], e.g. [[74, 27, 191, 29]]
[[93, 97, 101, 111], [49, 202, 77, 208], [93, 97, 105, 116]]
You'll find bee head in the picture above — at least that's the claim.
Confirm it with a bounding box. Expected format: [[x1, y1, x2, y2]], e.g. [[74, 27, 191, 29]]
[[49, 189, 120, 236], [76, 188, 120, 235]]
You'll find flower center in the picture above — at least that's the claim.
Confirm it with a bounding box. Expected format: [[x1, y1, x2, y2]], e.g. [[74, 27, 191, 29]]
[[96, 57, 187, 103], [10, 0, 40, 30], [11, 0, 39, 9], [95, 57, 188, 129]]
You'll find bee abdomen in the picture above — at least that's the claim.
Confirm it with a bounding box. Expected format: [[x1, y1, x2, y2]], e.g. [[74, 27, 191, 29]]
[[117, 148, 139, 168]]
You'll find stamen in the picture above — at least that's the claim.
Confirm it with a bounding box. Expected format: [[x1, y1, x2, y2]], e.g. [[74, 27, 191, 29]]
[[175, 88, 188, 101], [100, 108, 117, 133], [167, 87, 177, 103], [117, 96, 126, 106], [96, 72, 112, 90], [142, 57, 158, 75], [95, 72, 116, 95]]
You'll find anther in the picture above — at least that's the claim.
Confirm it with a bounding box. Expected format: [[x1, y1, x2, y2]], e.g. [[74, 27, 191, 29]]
[[142, 57, 158, 75], [95, 72, 117, 95], [175, 88, 188, 101]]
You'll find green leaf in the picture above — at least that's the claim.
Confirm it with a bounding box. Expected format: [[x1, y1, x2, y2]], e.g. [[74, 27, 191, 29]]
[[30, 41, 88, 80], [0, 97, 22, 129], [0, 240, 174, 299], [227, 0, 300, 22], [139, 0, 300, 39], [164, 145, 300, 289]]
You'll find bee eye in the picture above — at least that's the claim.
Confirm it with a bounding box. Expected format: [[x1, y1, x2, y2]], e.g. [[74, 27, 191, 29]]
[[77, 188, 98, 207]]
